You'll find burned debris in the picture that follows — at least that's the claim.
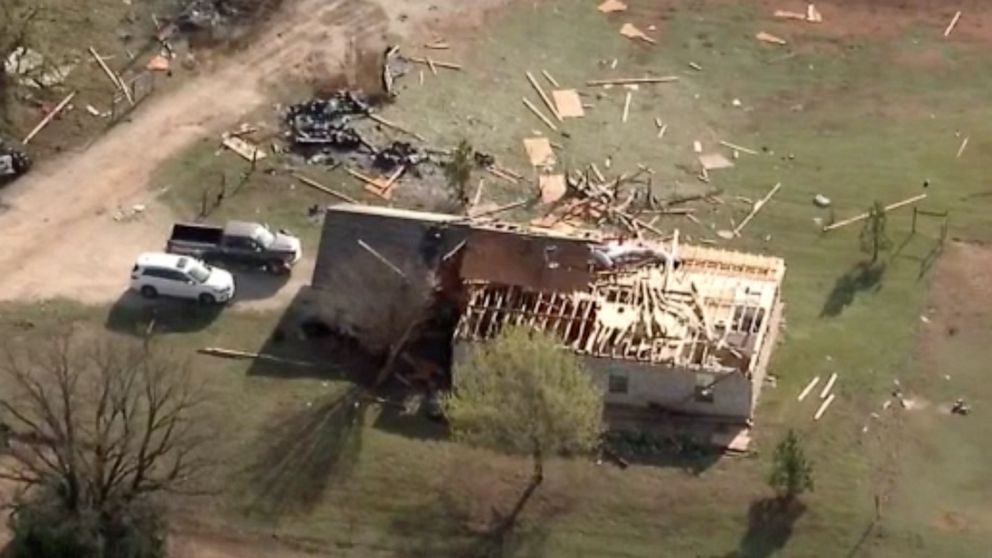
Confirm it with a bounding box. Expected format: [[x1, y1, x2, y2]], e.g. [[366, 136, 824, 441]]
[[0, 141, 32, 184], [373, 141, 426, 172]]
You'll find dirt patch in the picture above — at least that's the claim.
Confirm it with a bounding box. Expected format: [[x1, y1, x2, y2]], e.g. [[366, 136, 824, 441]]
[[917, 241, 992, 374], [756, 0, 992, 43], [933, 510, 968, 532], [0, 0, 512, 307]]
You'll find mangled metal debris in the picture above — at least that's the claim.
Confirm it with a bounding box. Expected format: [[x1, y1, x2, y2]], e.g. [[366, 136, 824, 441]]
[[0, 141, 32, 183], [373, 141, 426, 172]]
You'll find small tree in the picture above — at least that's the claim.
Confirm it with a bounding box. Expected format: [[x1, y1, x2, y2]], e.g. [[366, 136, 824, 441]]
[[443, 326, 603, 531], [860, 200, 892, 264], [768, 429, 814, 502], [0, 329, 211, 557], [444, 140, 474, 208]]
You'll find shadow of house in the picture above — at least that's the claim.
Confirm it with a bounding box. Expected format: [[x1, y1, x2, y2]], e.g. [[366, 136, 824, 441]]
[[734, 498, 806, 558], [227, 267, 291, 302], [244, 286, 376, 382], [820, 262, 886, 317], [105, 291, 223, 336]]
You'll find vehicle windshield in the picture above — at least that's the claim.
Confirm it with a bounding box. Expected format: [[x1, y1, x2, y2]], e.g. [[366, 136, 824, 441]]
[[253, 226, 275, 248], [188, 262, 211, 283]]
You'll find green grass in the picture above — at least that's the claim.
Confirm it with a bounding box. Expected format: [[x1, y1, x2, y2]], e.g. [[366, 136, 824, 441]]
[[7, 0, 992, 556]]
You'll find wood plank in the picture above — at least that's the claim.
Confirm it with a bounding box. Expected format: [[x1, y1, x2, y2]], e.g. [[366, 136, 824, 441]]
[[586, 76, 679, 86], [527, 71, 562, 121], [823, 194, 927, 231], [22, 91, 76, 144]]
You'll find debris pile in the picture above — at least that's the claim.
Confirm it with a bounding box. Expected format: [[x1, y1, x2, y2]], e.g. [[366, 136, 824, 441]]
[[0, 141, 32, 183], [373, 141, 426, 172], [285, 92, 374, 161]]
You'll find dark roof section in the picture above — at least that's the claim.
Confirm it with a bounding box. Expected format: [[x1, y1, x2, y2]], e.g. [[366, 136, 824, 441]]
[[460, 228, 594, 292], [312, 205, 471, 348]]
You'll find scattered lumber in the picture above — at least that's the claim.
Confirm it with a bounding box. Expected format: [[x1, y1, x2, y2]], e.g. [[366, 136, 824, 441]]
[[586, 76, 678, 86], [797, 376, 821, 401], [820, 372, 838, 399], [756, 31, 787, 45], [956, 136, 969, 158], [468, 199, 528, 219], [699, 153, 734, 171], [719, 140, 759, 155], [597, 0, 627, 13], [221, 133, 266, 162], [358, 239, 408, 279], [539, 174, 567, 203], [22, 91, 76, 144], [89, 46, 133, 105], [407, 56, 461, 70], [807, 3, 823, 23], [472, 178, 486, 208], [688, 61, 703, 71], [552, 89, 584, 118], [823, 193, 927, 231], [541, 69, 560, 87], [522, 97, 558, 131], [733, 182, 781, 236], [293, 173, 359, 203], [620, 23, 656, 44], [526, 71, 562, 122], [523, 137, 556, 167], [774, 9, 806, 21], [488, 166, 519, 184], [622, 91, 632, 123], [368, 113, 426, 141], [814, 393, 836, 421], [198, 347, 319, 367], [944, 10, 962, 37]]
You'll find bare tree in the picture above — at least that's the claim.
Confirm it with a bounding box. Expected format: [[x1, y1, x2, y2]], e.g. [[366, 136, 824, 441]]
[[0, 329, 211, 516], [444, 140, 474, 209]]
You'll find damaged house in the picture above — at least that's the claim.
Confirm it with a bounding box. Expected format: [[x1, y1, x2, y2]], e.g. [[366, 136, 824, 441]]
[[310, 204, 785, 426]]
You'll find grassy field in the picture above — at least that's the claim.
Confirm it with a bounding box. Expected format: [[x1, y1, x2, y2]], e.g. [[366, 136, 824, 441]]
[[6, 0, 992, 556]]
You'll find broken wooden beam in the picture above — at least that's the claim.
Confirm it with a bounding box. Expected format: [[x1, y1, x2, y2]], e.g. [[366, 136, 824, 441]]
[[944, 10, 962, 38], [89, 46, 133, 105], [622, 91, 632, 123], [797, 376, 821, 402], [719, 140, 759, 155], [23, 91, 77, 144], [819, 372, 838, 399], [814, 393, 837, 421], [407, 56, 462, 70], [733, 182, 782, 236], [586, 76, 679, 86], [522, 97, 558, 131], [956, 136, 969, 158], [292, 173, 359, 204], [526, 71, 562, 122], [823, 194, 928, 232], [541, 69, 560, 87], [468, 199, 528, 219], [198, 347, 319, 367], [358, 239, 408, 280]]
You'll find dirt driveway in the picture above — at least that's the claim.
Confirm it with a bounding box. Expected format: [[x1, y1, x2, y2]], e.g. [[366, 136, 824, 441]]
[[0, 0, 505, 310]]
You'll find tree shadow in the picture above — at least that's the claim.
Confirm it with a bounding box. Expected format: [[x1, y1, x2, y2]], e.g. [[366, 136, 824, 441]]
[[386, 489, 555, 558], [240, 387, 365, 517], [820, 261, 886, 317], [104, 291, 223, 335], [734, 497, 806, 558]]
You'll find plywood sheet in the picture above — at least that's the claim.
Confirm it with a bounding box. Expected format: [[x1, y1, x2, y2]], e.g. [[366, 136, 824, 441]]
[[699, 153, 734, 171], [523, 137, 556, 167], [552, 89, 585, 118], [597, 0, 627, 13], [539, 174, 566, 203]]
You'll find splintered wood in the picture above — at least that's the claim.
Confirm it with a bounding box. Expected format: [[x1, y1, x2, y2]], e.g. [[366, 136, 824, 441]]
[[523, 137, 556, 167], [552, 89, 585, 118], [823, 194, 927, 231], [699, 153, 734, 171], [756, 31, 788, 45], [597, 0, 627, 13], [221, 133, 267, 162], [620, 23, 656, 44], [539, 174, 567, 203]]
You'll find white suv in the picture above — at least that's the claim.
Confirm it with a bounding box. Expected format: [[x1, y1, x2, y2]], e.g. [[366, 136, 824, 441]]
[[130, 253, 235, 304]]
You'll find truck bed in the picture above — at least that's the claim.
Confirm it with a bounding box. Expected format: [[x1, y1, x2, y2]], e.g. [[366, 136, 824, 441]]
[[167, 223, 224, 253]]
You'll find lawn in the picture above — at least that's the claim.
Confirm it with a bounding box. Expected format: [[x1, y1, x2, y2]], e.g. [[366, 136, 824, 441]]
[[7, 0, 992, 556]]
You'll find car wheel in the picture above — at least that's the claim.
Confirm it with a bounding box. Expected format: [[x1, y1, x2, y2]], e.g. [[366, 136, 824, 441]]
[[140, 286, 158, 299], [198, 293, 217, 305], [265, 260, 289, 275]]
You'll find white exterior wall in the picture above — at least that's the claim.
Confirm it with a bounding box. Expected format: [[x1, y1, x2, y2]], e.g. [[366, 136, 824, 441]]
[[587, 357, 753, 421]]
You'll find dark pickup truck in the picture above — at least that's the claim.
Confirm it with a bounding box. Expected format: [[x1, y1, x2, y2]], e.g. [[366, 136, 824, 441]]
[[166, 221, 303, 274], [0, 142, 31, 185]]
